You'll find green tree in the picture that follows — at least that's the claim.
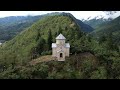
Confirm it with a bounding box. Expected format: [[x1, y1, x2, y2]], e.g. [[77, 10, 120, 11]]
[[47, 29, 52, 50], [106, 33, 114, 50], [30, 37, 46, 59], [32, 63, 49, 79], [98, 34, 107, 44], [37, 37, 46, 54], [90, 66, 107, 79], [58, 26, 62, 35], [68, 28, 75, 40], [36, 31, 41, 41], [111, 58, 120, 78]]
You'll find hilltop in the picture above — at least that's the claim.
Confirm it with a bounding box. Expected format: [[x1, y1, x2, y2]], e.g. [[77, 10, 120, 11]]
[[0, 14, 90, 66]]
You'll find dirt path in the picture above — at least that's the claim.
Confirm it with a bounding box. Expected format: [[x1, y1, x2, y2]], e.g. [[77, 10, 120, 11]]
[[29, 55, 55, 65]]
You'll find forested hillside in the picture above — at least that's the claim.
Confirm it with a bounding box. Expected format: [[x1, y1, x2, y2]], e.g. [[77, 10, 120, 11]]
[[0, 13, 119, 79], [0, 15, 87, 66], [0, 12, 94, 42], [91, 16, 120, 45]]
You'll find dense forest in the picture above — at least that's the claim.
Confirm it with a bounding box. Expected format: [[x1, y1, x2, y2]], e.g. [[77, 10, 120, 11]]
[[0, 13, 119, 79]]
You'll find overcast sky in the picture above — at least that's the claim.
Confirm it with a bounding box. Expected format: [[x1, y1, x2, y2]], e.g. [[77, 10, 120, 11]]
[[0, 11, 120, 20]]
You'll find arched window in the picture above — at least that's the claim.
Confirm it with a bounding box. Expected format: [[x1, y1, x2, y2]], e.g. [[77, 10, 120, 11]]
[[60, 53, 63, 58]]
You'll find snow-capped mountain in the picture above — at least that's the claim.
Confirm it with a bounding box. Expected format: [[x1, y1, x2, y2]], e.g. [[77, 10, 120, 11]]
[[82, 16, 113, 22], [82, 17, 113, 29], [81, 11, 120, 21], [81, 11, 120, 28]]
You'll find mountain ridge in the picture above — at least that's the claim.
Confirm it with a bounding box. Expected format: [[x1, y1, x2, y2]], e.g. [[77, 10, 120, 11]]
[[90, 16, 120, 45], [83, 17, 113, 29], [0, 12, 94, 42]]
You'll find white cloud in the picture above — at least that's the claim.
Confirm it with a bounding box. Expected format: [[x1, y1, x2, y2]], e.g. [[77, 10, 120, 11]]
[[0, 11, 119, 20], [67, 11, 108, 20], [0, 11, 43, 17]]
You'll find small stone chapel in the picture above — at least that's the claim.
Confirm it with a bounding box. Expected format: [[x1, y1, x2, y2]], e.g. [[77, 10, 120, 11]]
[[52, 33, 70, 61]]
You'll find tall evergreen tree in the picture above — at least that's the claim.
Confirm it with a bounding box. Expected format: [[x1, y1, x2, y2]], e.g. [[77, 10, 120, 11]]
[[36, 31, 41, 41], [47, 29, 53, 50], [58, 26, 62, 35], [99, 34, 107, 44], [37, 37, 46, 54], [106, 33, 114, 50]]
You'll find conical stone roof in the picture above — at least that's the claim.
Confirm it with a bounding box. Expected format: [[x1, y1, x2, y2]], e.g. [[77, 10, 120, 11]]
[[56, 33, 66, 40]]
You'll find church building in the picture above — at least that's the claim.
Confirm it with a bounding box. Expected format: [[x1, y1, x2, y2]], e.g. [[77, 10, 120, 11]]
[[52, 33, 70, 61]]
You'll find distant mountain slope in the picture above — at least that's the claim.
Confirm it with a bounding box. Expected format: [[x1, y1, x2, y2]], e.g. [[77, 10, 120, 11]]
[[76, 19, 94, 32], [0, 16, 45, 41], [83, 18, 112, 29], [91, 16, 120, 45]]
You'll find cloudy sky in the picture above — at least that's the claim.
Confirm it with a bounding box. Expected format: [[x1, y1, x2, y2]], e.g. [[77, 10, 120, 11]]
[[0, 11, 120, 20]]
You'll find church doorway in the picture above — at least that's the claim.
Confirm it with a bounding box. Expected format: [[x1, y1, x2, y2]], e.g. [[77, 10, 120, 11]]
[[60, 53, 63, 58]]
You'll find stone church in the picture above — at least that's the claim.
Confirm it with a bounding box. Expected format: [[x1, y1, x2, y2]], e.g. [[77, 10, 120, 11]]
[[52, 33, 70, 61]]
